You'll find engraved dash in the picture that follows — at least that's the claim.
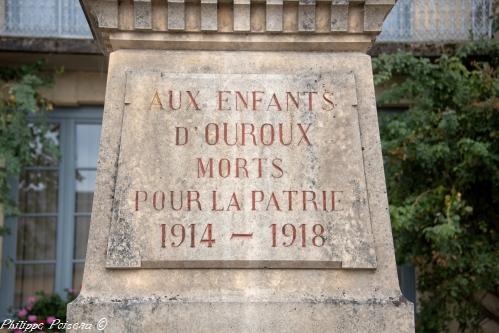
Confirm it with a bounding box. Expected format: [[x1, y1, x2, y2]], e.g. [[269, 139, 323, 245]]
[[231, 233, 254, 239]]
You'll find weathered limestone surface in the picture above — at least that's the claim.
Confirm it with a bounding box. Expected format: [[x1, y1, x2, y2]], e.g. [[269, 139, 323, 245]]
[[80, 0, 396, 53], [70, 1, 414, 331], [67, 50, 414, 332], [105, 70, 376, 269], [70, 297, 413, 332]]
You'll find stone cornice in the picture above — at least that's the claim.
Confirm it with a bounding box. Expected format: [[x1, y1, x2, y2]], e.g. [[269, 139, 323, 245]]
[[80, 0, 396, 53]]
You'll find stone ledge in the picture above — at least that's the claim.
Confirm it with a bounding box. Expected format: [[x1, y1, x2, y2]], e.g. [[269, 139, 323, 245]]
[[68, 295, 414, 332], [107, 30, 374, 51], [0, 36, 100, 54], [69, 294, 413, 306], [369, 42, 463, 57], [0, 36, 464, 58]]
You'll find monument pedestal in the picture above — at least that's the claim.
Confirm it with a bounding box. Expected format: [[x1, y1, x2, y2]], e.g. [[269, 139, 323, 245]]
[[70, 297, 412, 332], [70, 2, 414, 332]]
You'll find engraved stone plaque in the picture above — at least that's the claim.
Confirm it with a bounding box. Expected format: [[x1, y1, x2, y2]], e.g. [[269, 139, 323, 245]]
[[105, 71, 377, 269]]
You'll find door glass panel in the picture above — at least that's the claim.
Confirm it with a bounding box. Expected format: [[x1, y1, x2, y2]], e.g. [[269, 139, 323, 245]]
[[16, 217, 57, 261], [73, 216, 90, 260], [76, 124, 101, 168], [14, 264, 55, 308], [18, 170, 58, 213], [29, 123, 60, 166], [72, 263, 84, 291], [75, 170, 96, 213]]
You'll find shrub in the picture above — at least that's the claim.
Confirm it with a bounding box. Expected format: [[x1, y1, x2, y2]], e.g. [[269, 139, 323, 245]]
[[374, 41, 499, 332], [7, 290, 77, 333], [0, 61, 58, 236]]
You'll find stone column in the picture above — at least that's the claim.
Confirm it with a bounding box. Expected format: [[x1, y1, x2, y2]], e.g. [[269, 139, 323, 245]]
[[68, 0, 414, 331]]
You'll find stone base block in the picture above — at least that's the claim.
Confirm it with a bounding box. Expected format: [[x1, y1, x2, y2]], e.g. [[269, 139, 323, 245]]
[[68, 296, 414, 332]]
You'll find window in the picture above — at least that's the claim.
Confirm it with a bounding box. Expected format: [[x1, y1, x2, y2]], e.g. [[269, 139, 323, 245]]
[[377, 0, 492, 42], [0, 108, 102, 317], [1, 0, 91, 38]]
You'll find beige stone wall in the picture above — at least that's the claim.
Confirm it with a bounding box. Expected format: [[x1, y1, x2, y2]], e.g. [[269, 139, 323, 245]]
[[40, 71, 107, 107], [0, 52, 107, 107]]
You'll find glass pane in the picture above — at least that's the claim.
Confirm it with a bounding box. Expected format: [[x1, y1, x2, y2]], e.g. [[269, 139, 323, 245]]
[[18, 170, 58, 213], [61, 0, 92, 37], [72, 263, 84, 292], [6, 0, 59, 36], [74, 216, 90, 260], [75, 170, 96, 212], [76, 124, 101, 168], [14, 264, 55, 308], [30, 123, 60, 166], [16, 217, 57, 261], [5, 0, 91, 38]]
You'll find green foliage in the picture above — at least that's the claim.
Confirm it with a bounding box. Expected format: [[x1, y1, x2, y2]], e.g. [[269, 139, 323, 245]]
[[374, 41, 499, 332], [0, 61, 59, 234], [9, 290, 77, 332]]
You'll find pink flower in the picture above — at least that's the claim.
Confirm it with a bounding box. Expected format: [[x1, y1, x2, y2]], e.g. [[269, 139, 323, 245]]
[[28, 314, 37, 322], [46, 316, 56, 324], [26, 296, 37, 310], [17, 308, 28, 317]]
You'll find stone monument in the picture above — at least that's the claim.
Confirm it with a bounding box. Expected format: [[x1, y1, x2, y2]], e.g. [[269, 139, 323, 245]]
[[69, 0, 414, 331]]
